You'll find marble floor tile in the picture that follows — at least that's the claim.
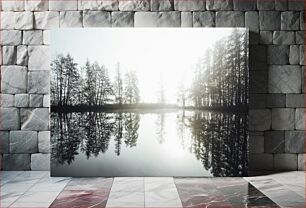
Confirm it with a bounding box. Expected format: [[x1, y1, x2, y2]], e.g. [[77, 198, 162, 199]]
[[145, 187, 182, 208], [1, 181, 36, 193], [111, 177, 144, 192], [65, 177, 113, 190], [0, 171, 24, 186], [106, 191, 144, 208], [50, 190, 109, 208], [245, 176, 305, 208], [145, 177, 176, 192], [9, 191, 61, 208], [28, 177, 70, 192], [0, 192, 23, 208]]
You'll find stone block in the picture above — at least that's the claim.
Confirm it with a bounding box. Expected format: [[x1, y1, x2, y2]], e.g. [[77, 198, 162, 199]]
[[275, 0, 287, 11], [21, 108, 49, 131], [2, 1, 24, 11], [296, 31, 303, 44], [43, 30, 50, 45], [300, 12, 304, 30], [298, 154, 305, 170], [249, 135, 264, 153], [15, 94, 29, 107], [3, 46, 17, 65], [245, 12, 259, 32], [272, 108, 295, 130], [302, 66, 305, 93], [249, 109, 271, 131], [1, 12, 15, 29], [31, 153, 50, 170], [0, 131, 9, 153], [135, 12, 180, 27], [269, 65, 301, 93], [28, 46, 49, 71], [206, 0, 233, 10], [43, 95, 50, 107], [112, 12, 134, 27], [233, 0, 256, 10], [273, 31, 295, 45], [28, 71, 50, 94], [1, 66, 27, 94], [79, 0, 119, 10], [193, 12, 215, 27], [299, 45, 304, 65], [249, 94, 266, 109], [264, 131, 285, 153], [60, 11, 83, 27], [119, 0, 150, 11], [1, 30, 22, 45], [249, 71, 267, 93], [3, 154, 31, 170], [181, 12, 192, 27], [34, 11, 60, 29], [49, 0, 78, 10], [1, 108, 20, 130], [216, 11, 244, 27], [257, 0, 274, 10], [267, 45, 288, 64], [26, 0, 49, 11], [17, 45, 28, 66], [151, 0, 173, 11], [38, 131, 50, 153], [29, 94, 44, 107], [174, 0, 205, 11], [295, 108, 304, 130], [0, 94, 14, 107], [274, 154, 297, 170], [266, 94, 285, 108], [289, 45, 300, 64], [259, 11, 281, 30], [281, 11, 300, 30], [249, 45, 267, 67], [288, 0, 303, 11], [83, 11, 111, 27], [286, 94, 304, 107], [285, 130, 304, 153], [249, 153, 273, 170], [14, 12, 34, 30], [10, 131, 38, 153], [23, 30, 43, 45]]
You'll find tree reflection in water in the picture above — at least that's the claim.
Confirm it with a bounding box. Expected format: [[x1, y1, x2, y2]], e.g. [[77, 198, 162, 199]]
[[51, 110, 248, 176]]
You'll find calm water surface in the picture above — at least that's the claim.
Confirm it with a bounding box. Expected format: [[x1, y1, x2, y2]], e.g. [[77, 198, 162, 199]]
[[51, 110, 248, 177]]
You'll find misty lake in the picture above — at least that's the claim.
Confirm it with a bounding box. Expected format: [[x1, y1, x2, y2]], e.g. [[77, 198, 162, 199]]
[[51, 110, 248, 177]]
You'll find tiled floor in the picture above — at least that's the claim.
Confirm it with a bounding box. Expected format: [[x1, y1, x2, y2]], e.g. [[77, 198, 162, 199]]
[[1, 171, 305, 208]]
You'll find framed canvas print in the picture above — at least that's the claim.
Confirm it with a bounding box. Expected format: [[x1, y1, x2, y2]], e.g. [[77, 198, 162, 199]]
[[50, 28, 249, 177]]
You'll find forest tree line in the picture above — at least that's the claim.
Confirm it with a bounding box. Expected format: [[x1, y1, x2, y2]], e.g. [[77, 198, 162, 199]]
[[178, 29, 248, 108], [51, 29, 248, 109], [51, 56, 140, 106]]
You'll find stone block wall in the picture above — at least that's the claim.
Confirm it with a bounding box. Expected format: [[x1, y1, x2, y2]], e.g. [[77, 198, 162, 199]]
[[0, 0, 304, 171]]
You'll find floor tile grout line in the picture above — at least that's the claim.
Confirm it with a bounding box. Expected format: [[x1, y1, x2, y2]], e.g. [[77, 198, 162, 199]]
[[245, 177, 301, 208], [105, 177, 116, 208], [47, 177, 72, 207], [7, 173, 49, 207]]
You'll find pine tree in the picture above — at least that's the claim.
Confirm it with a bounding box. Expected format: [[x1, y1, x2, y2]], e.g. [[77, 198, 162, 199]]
[[124, 70, 140, 104]]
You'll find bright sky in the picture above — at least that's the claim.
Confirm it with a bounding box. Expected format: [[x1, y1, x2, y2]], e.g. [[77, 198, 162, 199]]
[[51, 28, 236, 104]]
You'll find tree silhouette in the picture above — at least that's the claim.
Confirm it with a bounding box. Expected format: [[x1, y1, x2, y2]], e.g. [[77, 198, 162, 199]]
[[114, 62, 123, 105], [51, 54, 80, 106], [124, 113, 140, 148], [124, 70, 140, 104]]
